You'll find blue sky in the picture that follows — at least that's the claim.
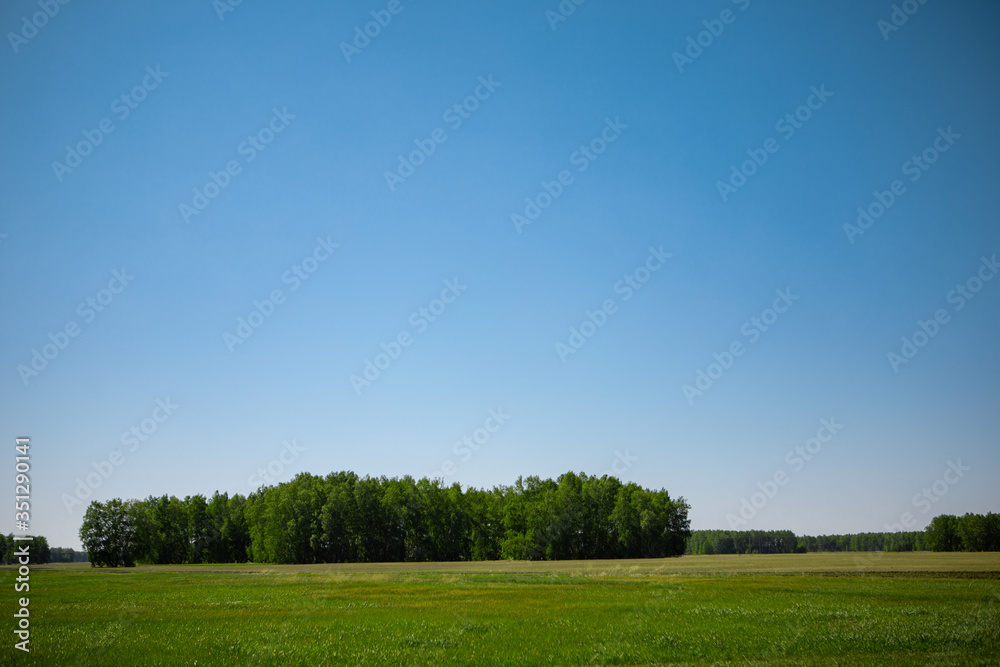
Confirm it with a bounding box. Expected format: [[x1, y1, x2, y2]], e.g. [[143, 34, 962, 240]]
[[2, 0, 998, 550]]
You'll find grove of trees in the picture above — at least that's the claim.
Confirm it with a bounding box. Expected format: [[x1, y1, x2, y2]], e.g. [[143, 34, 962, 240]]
[[685, 516, 1000, 555], [685, 530, 928, 555], [686, 530, 799, 555], [48, 547, 89, 563], [925, 513, 1000, 552], [79, 471, 692, 567], [0, 534, 50, 565], [76, 472, 997, 567]]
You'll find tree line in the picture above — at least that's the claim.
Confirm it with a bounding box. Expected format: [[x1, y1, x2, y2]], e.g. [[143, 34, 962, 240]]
[[796, 532, 928, 553], [79, 471, 692, 567], [685, 514, 999, 555], [0, 535, 50, 565], [686, 530, 799, 555], [48, 547, 90, 563], [925, 513, 1000, 552], [685, 530, 928, 554]]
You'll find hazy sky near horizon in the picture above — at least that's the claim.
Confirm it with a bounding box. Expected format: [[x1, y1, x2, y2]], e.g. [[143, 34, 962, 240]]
[[2, 0, 998, 550]]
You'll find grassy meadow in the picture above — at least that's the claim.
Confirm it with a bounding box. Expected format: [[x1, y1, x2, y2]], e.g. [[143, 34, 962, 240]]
[[4, 552, 999, 666]]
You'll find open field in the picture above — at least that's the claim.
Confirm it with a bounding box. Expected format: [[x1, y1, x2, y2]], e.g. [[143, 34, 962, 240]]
[[5, 553, 999, 665]]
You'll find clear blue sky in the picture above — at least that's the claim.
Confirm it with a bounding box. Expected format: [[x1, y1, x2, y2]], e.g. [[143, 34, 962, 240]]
[[2, 0, 998, 550]]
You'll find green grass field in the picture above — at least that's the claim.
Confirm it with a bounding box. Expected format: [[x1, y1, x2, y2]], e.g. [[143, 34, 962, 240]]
[[5, 552, 999, 666]]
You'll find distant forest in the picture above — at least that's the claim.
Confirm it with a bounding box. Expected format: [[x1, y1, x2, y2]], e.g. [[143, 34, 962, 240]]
[[687, 513, 1000, 555], [59, 469, 1000, 569], [8, 486, 995, 568], [687, 530, 927, 555], [79, 472, 692, 567], [48, 546, 90, 563], [0, 534, 53, 564]]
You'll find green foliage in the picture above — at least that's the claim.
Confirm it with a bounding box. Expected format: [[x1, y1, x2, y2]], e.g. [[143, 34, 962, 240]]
[[80, 499, 138, 567], [0, 534, 51, 564], [687, 530, 932, 555], [31, 534, 50, 563], [80, 471, 691, 565], [48, 546, 88, 563], [927, 512, 1000, 552], [686, 530, 799, 555], [686, 513, 1000, 556], [79, 492, 252, 567], [795, 531, 928, 553]]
